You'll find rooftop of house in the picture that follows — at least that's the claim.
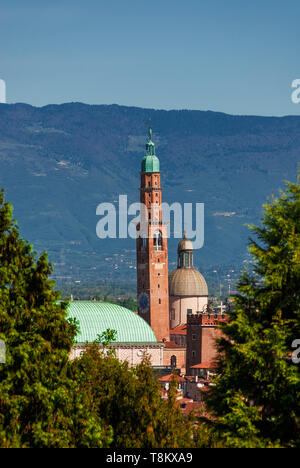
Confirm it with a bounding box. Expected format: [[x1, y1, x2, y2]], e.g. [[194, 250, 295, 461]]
[[190, 361, 218, 369], [158, 374, 186, 383], [163, 340, 185, 349], [170, 324, 187, 336]]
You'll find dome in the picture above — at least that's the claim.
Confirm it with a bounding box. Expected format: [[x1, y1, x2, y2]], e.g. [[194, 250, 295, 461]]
[[177, 236, 193, 253], [141, 154, 160, 173], [169, 268, 208, 297], [67, 301, 157, 344], [141, 128, 160, 173]]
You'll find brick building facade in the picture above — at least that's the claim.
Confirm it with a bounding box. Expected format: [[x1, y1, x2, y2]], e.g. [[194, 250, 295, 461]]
[[186, 313, 229, 374]]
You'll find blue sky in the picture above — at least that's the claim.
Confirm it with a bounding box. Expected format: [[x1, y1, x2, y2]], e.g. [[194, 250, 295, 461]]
[[1, 0, 300, 115]]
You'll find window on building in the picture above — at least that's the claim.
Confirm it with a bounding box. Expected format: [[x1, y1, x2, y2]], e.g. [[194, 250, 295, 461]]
[[153, 230, 163, 250], [192, 351, 196, 357], [158, 284, 160, 288], [187, 308, 192, 315], [158, 299, 161, 304], [171, 355, 177, 367]]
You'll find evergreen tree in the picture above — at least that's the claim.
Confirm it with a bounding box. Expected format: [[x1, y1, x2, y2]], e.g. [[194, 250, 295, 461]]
[[71, 344, 193, 448], [204, 179, 300, 448], [0, 191, 110, 447]]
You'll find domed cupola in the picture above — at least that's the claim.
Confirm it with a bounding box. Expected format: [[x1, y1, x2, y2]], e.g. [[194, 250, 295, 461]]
[[177, 233, 194, 269], [141, 127, 160, 173], [169, 234, 209, 328]]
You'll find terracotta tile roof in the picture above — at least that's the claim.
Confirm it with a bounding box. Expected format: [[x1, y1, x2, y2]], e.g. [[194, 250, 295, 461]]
[[177, 397, 194, 403], [170, 324, 187, 336], [190, 361, 218, 369], [199, 386, 211, 393], [176, 400, 205, 416], [163, 340, 185, 349], [184, 376, 211, 384], [158, 374, 186, 383]]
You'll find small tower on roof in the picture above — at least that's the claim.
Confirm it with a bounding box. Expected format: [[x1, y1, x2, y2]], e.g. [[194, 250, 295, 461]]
[[169, 234, 208, 330], [177, 232, 194, 268]]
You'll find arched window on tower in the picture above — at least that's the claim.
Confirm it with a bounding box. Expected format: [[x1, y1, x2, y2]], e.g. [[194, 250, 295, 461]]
[[153, 230, 163, 251]]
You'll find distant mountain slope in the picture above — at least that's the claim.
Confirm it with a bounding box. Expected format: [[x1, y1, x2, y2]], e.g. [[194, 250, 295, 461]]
[[0, 102, 299, 290]]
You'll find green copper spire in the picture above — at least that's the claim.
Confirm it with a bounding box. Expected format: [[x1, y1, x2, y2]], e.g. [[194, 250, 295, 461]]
[[141, 125, 160, 173]]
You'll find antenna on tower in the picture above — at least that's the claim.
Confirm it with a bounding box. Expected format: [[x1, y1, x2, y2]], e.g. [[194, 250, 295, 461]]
[[145, 119, 152, 140]]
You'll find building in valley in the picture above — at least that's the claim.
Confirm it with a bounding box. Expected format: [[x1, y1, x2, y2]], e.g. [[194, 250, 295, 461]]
[[70, 127, 229, 380]]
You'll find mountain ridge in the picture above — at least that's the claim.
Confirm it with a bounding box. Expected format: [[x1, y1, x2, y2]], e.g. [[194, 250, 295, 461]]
[[0, 102, 299, 292]]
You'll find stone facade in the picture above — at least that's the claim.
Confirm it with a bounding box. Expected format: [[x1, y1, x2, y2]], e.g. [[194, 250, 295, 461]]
[[170, 295, 208, 329], [70, 343, 164, 367], [163, 341, 186, 374]]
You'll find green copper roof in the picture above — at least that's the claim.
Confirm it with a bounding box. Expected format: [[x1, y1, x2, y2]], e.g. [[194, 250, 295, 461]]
[[67, 301, 157, 344], [141, 127, 160, 173]]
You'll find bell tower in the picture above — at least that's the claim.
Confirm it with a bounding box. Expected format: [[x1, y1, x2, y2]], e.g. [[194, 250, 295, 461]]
[[136, 127, 170, 342]]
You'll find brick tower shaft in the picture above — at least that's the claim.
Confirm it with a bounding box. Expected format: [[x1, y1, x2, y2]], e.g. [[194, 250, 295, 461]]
[[136, 128, 170, 342]]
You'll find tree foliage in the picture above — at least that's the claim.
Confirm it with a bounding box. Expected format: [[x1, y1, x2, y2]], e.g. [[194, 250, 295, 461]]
[[0, 191, 110, 447], [70, 345, 194, 448], [0, 190, 195, 447], [204, 179, 300, 448]]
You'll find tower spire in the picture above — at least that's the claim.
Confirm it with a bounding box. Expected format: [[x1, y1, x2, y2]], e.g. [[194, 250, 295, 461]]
[[142, 122, 159, 171], [145, 119, 153, 142]]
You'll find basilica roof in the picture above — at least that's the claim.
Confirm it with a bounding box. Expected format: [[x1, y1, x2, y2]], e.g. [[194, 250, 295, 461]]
[[68, 301, 157, 344]]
